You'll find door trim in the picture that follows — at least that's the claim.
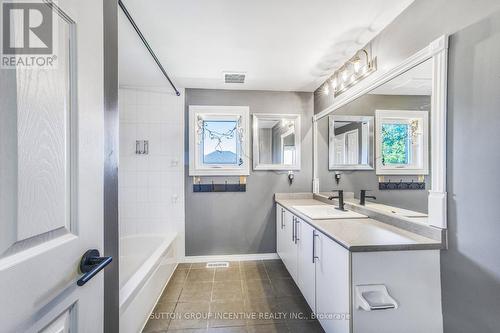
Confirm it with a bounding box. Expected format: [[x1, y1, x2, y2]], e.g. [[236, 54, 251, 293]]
[[103, 0, 119, 332]]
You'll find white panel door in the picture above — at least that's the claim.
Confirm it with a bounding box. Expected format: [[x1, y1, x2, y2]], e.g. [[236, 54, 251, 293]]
[[315, 232, 350, 333], [345, 129, 359, 164], [296, 219, 316, 312], [0, 1, 105, 332]]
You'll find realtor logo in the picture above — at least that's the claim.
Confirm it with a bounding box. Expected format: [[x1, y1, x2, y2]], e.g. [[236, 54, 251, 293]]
[[1, 0, 58, 68]]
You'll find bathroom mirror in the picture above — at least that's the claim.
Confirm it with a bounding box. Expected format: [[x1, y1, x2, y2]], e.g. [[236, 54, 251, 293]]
[[313, 36, 449, 228], [252, 114, 301, 170], [329, 115, 374, 170]]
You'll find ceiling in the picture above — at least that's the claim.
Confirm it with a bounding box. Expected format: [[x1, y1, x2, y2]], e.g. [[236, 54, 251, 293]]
[[369, 58, 432, 96], [118, 0, 414, 92]]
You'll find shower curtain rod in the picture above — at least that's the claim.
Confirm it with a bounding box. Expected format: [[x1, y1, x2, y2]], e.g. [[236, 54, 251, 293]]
[[118, 0, 181, 96]]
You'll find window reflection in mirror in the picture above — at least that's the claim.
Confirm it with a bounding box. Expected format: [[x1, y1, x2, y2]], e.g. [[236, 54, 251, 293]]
[[253, 115, 301, 170]]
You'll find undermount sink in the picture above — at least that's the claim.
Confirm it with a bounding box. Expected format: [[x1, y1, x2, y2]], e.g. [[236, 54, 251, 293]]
[[363, 202, 427, 218], [292, 205, 366, 220]]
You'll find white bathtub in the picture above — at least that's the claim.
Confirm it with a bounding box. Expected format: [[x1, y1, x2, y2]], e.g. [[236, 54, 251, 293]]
[[119, 233, 178, 333]]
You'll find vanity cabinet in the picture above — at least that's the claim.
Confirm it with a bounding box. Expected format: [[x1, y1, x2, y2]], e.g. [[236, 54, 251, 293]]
[[276, 205, 297, 280], [296, 217, 316, 312], [315, 230, 350, 333], [276, 205, 286, 261], [276, 204, 442, 333]]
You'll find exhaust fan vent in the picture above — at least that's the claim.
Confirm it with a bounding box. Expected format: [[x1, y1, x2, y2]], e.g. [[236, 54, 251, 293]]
[[224, 72, 246, 84]]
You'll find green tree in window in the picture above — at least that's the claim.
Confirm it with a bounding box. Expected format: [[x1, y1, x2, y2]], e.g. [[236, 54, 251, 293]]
[[381, 124, 409, 165]]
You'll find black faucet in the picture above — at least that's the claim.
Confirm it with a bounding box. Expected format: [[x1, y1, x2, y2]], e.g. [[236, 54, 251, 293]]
[[360, 190, 376, 206], [328, 190, 345, 211]]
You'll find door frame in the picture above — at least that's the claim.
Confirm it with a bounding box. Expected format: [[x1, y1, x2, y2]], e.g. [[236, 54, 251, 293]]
[[103, 0, 119, 332]]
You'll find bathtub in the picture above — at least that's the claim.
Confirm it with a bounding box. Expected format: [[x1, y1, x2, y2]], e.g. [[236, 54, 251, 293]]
[[119, 233, 178, 333]]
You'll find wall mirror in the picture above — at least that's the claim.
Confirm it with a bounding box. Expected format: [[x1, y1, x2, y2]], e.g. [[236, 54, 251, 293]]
[[253, 114, 301, 170], [329, 115, 374, 170], [313, 36, 448, 228]]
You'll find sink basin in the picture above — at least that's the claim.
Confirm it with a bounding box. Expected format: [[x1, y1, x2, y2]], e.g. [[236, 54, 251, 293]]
[[292, 205, 366, 220], [364, 202, 427, 218]]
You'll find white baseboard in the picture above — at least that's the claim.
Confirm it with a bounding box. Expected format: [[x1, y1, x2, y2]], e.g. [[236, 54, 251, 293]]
[[182, 253, 279, 263]]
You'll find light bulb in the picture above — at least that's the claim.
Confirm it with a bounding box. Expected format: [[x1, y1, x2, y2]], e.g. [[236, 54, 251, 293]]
[[353, 59, 361, 73], [331, 77, 337, 89], [342, 70, 348, 82], [323, 84, 329, 95]]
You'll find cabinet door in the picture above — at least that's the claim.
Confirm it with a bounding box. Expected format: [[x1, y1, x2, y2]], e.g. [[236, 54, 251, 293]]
[[315, 232, 350, 333], [297, 219, 316, 312], [282, 209, 298, 280], [276, 204, 286, 259]]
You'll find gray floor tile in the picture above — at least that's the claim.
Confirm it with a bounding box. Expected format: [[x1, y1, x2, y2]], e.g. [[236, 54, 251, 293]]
[[187, 268, 215, 282], [212, 280, 244, 301], [209, 300, 246, 327], [160, 283, 185, 302], [177, 263, 193, 270], [143, 302, 176, 332], [170, 269, 190, 285], [246, 323, 288, 333], [276, 296, 313, 321], [179, 281, 213, 302], [245, 297, 282, 326], [286, 320, 325, 333], [208, 326, 247, 333], [215, 267, 242, 281], [169, 302, 210, 330], [241, 265, 268, 281], [242, 279, 274, 299], [270, 279, 300, 297]]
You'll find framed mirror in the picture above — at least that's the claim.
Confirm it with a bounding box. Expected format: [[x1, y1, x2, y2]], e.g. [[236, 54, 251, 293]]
[[313, 36, 448, 228], [252, 114, 301, 170], [329, 115, 374, 170]]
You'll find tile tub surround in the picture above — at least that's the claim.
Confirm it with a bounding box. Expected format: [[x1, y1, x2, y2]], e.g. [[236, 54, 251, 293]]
[[119, 87, 184, 239], [275, 193, 443, 251], [142, 260, 325, 333]]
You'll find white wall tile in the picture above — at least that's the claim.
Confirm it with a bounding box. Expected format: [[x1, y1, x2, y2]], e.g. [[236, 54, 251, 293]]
[[119, 87, 184, 243]]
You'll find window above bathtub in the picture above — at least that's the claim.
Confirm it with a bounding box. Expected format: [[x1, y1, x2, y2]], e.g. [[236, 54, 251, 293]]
[[189, 105, 250, 176]]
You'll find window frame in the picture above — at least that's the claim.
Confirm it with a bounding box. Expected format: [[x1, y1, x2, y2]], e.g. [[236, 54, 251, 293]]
[[375, 109, 429, 175], [189, 105, 250, 176]]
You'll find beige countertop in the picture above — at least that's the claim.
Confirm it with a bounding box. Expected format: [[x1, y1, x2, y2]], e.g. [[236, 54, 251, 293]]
[[275, 197, 442, 252]]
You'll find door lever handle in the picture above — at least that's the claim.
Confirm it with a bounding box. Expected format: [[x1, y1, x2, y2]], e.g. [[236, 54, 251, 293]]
[[77, 249, 112, 286]]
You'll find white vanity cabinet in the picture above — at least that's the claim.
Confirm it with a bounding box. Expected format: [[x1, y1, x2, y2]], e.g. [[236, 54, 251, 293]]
[[296, 217, 316, 312], [315, 230, 350, 333], [276, 205, 298, 280], [275, 204, 443, 333], [276, 205, 287, 261]]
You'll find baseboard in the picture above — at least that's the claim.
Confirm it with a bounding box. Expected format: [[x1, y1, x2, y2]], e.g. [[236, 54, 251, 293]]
[[182, 253, 279, 263]]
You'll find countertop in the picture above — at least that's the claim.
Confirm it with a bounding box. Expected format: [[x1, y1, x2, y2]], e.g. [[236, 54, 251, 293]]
[[275, 197, 442, 252]]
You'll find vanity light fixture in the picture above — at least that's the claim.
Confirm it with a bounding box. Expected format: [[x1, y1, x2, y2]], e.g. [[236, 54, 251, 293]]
[[320, 47, 377, 97]]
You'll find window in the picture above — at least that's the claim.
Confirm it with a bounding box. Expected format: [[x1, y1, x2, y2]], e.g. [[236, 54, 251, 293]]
[[375, 110, 429, 175], [381, 123, 410, 165], [203, 120, 239, 165], [189, 106, 250, 176]]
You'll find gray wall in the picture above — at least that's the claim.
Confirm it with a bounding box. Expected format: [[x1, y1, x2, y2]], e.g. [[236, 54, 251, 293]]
[[443, 12, 500, 333], [185, 89, 313, 256], [318, 94, 431, 213]]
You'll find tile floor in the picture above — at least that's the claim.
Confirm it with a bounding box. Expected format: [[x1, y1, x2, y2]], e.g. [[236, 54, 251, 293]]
[[143, 260, 325, 333]]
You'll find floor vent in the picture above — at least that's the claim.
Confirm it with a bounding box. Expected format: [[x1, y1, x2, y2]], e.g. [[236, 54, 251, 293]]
[[206, 261, 230, 268]]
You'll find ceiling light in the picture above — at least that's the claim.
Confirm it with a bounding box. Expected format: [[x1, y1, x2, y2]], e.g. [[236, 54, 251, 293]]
[[326, 46, 377, 97]]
